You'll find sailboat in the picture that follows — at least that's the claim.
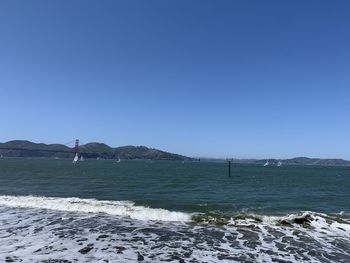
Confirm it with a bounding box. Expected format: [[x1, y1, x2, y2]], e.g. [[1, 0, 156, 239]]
[[116, 157, 121, 163], [277, 161, 282, 167], [263, 160, 269, 166], [80, 155, 84, 161], [72, 153, 79, 164]]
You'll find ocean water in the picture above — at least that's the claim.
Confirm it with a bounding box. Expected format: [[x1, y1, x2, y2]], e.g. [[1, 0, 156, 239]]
[[0, 158, 349, 262]]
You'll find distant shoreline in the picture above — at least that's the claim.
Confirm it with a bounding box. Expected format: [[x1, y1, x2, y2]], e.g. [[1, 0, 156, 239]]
[[1, 157, 350, 167], [198, 157, 350, 166], [1, 140, 349, 166]]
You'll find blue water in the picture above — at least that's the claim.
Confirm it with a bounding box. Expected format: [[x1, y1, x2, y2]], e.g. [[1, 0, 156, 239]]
[[0, 158, 349, 262], [0, 158, 348, 214]]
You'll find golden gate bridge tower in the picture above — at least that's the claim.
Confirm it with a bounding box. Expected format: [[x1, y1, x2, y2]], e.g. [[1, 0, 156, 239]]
[[74, 139, 79, 155], [72, 139, 79, 163]]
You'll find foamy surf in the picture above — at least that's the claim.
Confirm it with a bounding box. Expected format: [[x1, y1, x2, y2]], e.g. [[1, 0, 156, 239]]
[[0, 195, 192, 222], [193, 209, 350, 242], [1, 205, 349, 263]]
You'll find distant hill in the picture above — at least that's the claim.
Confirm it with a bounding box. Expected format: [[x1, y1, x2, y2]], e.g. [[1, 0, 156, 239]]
[[1, 141, 348, 165], [0, 140, 192, 161], [240, 157, 350, 166], [279, 157, 350, 166], [199, 157, 350, 166]]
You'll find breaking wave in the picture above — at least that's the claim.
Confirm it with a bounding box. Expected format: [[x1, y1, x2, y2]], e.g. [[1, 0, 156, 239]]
[[0, 195, 349, 233], [0, 195, 349, 262], [0, 195, 192, 222]]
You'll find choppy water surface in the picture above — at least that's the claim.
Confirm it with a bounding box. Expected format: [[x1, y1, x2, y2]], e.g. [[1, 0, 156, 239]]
[[0, 158, 349, 262]]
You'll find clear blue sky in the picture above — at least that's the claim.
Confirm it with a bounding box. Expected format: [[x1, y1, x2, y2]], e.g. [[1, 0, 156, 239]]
[[1, 1, 349, 159]]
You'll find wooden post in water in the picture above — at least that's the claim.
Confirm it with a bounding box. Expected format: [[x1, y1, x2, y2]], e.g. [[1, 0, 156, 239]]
[[227, 158, 233, 177]]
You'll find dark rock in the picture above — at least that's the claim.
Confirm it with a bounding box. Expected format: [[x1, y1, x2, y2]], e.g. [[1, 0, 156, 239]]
[[78, 246, 93, 254], [294, 215, 312, 226], [183, 251, 192, 258], [280, 214, 313, 227], [5, 257, 14, 263], [96, 234, 110, 240], [114, 246, 126, 254], [40, 260, 72, 263], [137, 253, 144, 261], [280, 220, 292, 226]]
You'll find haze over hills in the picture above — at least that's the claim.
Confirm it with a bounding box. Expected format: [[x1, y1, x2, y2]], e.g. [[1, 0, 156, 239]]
[[0, 140, 192, 161]]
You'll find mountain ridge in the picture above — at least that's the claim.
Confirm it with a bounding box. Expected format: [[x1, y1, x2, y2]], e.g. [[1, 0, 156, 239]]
[[1, 140, 349, 165], [0, 140, 192, 161]]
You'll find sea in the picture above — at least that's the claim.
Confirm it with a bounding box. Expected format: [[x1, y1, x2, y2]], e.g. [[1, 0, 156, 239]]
[[0, 158, 349, 263]]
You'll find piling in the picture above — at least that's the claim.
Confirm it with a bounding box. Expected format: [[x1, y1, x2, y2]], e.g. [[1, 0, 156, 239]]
[[227, 158, 233, 177]]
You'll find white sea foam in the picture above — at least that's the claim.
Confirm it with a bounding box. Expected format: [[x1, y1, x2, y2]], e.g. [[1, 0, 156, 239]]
[[0, 196, 349, 262], [0, 195, 192, 222], [0, 205, 349, 262], [230, 211, 350, 237]]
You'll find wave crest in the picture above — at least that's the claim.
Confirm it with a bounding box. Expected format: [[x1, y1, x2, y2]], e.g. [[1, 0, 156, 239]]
[[0, 195, 192, 222]]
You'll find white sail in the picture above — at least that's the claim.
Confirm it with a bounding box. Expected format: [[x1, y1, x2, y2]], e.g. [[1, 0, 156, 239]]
[[277, 161, 282, 167], [73, 153, 79, 163], [263, 161, 269, 166], [117, 158, 121, 163], [80, 155, 84, 161]]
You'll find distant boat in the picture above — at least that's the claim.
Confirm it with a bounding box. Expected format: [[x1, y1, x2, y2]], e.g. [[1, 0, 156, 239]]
[[263, 161, 269, 166], [0, 154, 3, 158], [116, 158, 121, 163], [277, 161, 282, 167], [72, 153, 79, 164], [80, 155, 84, 161]]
